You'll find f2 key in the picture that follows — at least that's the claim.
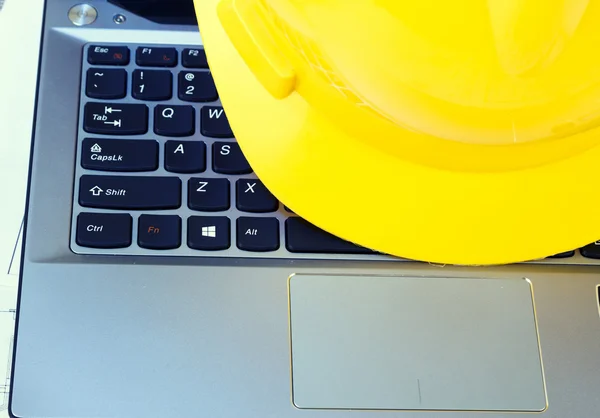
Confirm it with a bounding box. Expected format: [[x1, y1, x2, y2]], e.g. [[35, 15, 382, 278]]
[[182, 48, 208, 68]]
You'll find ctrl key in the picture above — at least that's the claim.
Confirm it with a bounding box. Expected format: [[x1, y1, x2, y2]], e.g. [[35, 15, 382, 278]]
[[76, 212, 132, 249]]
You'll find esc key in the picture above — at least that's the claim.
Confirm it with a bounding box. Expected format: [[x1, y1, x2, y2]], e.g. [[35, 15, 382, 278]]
[[88, 45, 130, 65]]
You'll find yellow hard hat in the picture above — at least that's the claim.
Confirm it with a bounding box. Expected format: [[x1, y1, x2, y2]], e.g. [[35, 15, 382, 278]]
[[194, 0, 600, 265]]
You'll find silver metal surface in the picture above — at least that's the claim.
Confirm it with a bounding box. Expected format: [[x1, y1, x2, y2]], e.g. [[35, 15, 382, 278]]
[[68, 3, 97, 26], [289, 274, 546, 411], [11, 1, 600, 418]]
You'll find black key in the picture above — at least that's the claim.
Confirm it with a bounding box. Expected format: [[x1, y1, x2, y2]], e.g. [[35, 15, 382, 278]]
[[213, 142, 252, 174], [136, 47, 177, 67], [86, 68, 127, 99], [580, 242, 600, 259], [88, 45, 129, 65], [188, 178, 230, 211], [165, 141, 206, 173], [76, 212, 132, 248], [178, 71, 218, 102], [285, 217, 376, 254], [548, 250, 575, 259], [138, 215, 181, 250], [201, 106, 233, 138], [237, 217, 280, 252], [236, 179, 278, 212], [182, 48, 208, 68], [154, 105, 195, 137], [81, 138, 158, 172], [79, 175, 181, 210], [132, 69, 172, 101], [84, 103, 148, 135], [188, 216, 230, 250]]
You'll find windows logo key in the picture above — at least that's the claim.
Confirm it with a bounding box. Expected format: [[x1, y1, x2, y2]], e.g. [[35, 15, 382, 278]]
[[201, 226, 217, 238]]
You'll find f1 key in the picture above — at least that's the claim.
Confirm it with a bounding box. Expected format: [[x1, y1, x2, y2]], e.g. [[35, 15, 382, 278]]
[[136, 47, 177, 67]]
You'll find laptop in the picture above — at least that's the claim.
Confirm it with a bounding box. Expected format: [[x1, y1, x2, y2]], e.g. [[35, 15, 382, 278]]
[[10, 1, 600, 417]]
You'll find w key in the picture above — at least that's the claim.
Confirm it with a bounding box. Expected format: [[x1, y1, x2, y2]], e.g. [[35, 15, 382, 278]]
[[201, 106, 233, 138]]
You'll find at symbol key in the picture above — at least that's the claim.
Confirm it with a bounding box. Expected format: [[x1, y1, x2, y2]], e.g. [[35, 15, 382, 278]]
[[84, 102, 148, 135]]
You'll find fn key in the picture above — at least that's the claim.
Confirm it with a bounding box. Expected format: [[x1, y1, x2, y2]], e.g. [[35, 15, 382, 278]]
[[76, 212, 132, 248]]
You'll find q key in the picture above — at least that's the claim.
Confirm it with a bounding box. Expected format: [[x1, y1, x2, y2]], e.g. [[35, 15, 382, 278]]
[[154, 105, 195, 137]]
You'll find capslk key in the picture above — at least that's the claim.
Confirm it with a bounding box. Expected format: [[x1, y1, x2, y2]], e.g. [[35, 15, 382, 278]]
[[79, 175, 181, 210], [81, 138, 158, 172], [84, 102, 148, 135]]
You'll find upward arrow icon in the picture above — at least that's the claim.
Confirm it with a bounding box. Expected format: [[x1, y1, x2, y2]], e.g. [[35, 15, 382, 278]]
[[89, 186, 104, 196]]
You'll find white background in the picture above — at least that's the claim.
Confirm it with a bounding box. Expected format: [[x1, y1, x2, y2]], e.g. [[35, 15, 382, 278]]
[[0, 0, 45, 413]]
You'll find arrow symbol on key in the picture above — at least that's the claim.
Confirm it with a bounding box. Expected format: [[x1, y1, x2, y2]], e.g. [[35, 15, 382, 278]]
[[89, 186, 104, 196], [104, 106, 122, 114], [103, 120, 122, 127]]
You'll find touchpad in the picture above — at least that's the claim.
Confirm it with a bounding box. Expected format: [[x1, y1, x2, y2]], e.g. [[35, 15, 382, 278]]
[[289, 275, 546, 412]]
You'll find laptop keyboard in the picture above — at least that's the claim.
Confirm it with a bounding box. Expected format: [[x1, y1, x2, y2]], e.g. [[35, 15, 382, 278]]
[[72, 43, 599, 264]]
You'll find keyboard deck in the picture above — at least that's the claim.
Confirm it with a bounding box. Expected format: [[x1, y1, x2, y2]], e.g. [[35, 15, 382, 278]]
[[71, 43, 600, 264]]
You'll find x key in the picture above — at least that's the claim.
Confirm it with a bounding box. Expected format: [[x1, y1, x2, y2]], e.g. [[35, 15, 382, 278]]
[[236, 179, 278, 213]]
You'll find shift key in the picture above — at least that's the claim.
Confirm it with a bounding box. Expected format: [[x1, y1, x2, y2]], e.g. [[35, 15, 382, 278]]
[[79, 175, 181, 209], [84, 102, 148, 135]]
